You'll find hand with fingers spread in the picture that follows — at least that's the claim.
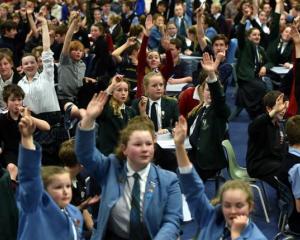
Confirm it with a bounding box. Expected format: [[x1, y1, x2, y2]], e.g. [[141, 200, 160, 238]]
[[200, 52, 219, 76], [145, 14, 154, 36], [231, 215, 249, 239], [174, 116, 188, 147], [80, 91, 109, 129]]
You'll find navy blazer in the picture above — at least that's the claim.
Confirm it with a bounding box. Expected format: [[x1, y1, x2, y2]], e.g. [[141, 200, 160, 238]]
[[75, 126, 182, 240], [17, 145, 83, 240], [178, 168, 267, 240]]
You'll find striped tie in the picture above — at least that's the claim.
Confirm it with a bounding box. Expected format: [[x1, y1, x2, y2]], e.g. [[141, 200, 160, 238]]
[[129, 173, 143, 240]]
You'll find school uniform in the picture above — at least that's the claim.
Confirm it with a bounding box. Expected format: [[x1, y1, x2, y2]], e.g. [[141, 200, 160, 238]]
[[75, 125, 182, 240], [0, 169, 18, 240], [178, 167, 267, 240], [236, 22, 273, 119], [96, 103, 136, 155], [131, 96, 179, 132], [17, 144, 83, 240], [279, 148, 300, 234], [188, 80, 230, 177]]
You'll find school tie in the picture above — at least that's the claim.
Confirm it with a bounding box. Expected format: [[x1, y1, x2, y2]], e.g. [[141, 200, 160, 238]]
[[129, 173, 143, 240], [179, 17, 186, 36], [150, 102, 159, 131], [220, 226, 231, 240]]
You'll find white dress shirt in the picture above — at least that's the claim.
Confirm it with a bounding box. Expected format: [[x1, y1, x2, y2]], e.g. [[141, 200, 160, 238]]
[[108, 162, 151, 238], [18, 50, 60, 114]]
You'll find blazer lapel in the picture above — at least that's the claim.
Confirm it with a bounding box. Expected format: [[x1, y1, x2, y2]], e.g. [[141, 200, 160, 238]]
[[143, 165, 158, 214]]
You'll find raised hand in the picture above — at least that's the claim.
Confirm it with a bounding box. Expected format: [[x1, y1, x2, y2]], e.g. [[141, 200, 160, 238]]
[[126, 36, 137, 46], [145, 14, 154, 36], [19, 108, 36, 139], [106, 74, 124, 94], [200, 52, 217, 73], [291, 25, 300, 45], [80, 91, 109, 129], [173, 116, 188, 146], [138, 96, 148, 116], [231, 215, 249, 239]]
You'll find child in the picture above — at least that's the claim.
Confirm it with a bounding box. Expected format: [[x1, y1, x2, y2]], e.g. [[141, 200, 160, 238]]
[[18, 15, 61, 125], [17, 108, 83, 239], [59, 139, 100, 237], [0, 84, 50, 178], [279, 115, 300, 235], [64, 75, 137, 155], [57, 12, 88, 107], [246, 90, 288, 189], [75, 92, 182, 239], [187, 53, 230, 181], [174, 116, 267, 240], [136, 14, 173, 97], [133, 71, 179, 134], [235, 7, 273, 120]]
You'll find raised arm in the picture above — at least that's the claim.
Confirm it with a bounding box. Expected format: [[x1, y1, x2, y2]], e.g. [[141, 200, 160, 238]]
[[18, 108, 44, 213], [112, 37, 137, 63], [174, 116, 215, 227], [61, 12, 81, 56], [26, 8, 39, 38], [36, 16, 50, 51], [196, 7, 208, 51]]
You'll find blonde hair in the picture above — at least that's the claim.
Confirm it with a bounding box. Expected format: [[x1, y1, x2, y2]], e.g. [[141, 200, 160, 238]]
[[109, 78, 129, 117], [41, 166, 70, 189], [143, 71, 165, 96], [211, 180, 254, 208]]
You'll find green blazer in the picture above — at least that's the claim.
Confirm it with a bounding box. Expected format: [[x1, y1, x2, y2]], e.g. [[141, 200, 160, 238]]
[[96, 103, 136, 155], [266, 13, 293, 66], [236, 22, 273, 83], [131, 96, 179, 131], [188, 81, 230, 170]]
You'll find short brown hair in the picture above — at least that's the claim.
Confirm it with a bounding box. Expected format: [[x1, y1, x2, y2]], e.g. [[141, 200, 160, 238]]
[[59, 139, 78, 168], [3, 84, 25, 103], [263, 90, 282, 108], [42, 166, 70, 189], [286, 115, 300, 146]]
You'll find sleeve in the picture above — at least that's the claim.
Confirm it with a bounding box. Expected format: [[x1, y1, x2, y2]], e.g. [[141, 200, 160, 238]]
[[153, 174, 182, 240], [248, 114, 270, 136], [136, 35, 148, 97], [178, 167, 215, 228], [160, 50, 174, 81], [209, 81, 231, 119], [41, 49, 55, 83], [75, 125, 111, 184], [237, 23, 246, 50], [288, 163, 300, 199], [17, 144, 43, 213], [268, 13, 280, 42], [59, 53, 71, 66]]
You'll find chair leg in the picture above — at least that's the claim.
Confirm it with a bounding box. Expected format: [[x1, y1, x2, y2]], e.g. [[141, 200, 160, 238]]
[[260, 181, 271, 212], [250, 184, 270, 223]]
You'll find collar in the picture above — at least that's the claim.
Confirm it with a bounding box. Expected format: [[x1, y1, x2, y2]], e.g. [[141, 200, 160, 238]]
[[120, 103, 126, 110], [149, 98, 161, 107], [109, 24, 117, 33], [289, 146, 300, 157], [22, 72, 40, 83], [0, 71, 14, 85], [126, 161, 151, 182], [213, 13, 221, 19], [192, 86, 200, 101]]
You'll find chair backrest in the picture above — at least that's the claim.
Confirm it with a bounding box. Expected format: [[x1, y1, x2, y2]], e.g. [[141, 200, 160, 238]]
[[222, 139, 240, 178], [274, 176, 294, 219]]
